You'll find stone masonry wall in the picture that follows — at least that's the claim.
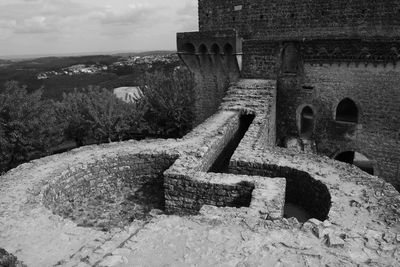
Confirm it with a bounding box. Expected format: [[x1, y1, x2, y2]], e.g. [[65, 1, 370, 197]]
[[164, 80, 285, 217], [43, 153, 177, 230], [165, 173, 255, 215], [177, 31, 241, 125], [228, 161, 331, 221], [192, 67, 233, 126], [277, 63, 400, 189], [241, 40, 280, 79], [164, 112, 257, 214], [198, 0, 400, 40]]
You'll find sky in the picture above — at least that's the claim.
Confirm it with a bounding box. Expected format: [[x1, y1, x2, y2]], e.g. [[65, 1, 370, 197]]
[[0, 0, 198, 57]]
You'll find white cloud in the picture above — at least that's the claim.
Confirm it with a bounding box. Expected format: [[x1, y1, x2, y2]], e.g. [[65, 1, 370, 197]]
[[14, 16, 56, 34], [175, 1, 198, 31], [0, 0, 198, 56], [96, 5, 159, 26]]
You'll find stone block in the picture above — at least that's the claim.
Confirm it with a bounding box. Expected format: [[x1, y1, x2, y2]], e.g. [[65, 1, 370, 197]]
[[326, 233, 345, 248]]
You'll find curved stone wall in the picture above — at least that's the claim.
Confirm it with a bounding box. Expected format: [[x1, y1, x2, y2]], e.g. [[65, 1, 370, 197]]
[[43, 153, 177, 230], [228, 163, 331, 221]]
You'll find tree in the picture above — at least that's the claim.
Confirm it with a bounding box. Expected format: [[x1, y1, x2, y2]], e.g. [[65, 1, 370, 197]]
[[0, 82, 64, 172], [58, 87, 146, 145], [140, 68, 195, 138]]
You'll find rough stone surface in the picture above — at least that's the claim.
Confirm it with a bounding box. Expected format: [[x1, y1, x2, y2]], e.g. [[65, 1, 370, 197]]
[[1, 1, 400, 265], [198, 0, 400, 40], [1, 79, 399, 267]]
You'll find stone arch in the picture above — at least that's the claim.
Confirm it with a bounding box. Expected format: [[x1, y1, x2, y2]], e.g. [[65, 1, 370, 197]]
[[223, 43, 234, 55], [180, 42, 195, 54], [300, 106, 314, 138], [210, 43, 221, 54], [198, 44, 208, 54], [281, 43, 299, 73], [335, 98, 358, 123], [334, 151, 375, 175]]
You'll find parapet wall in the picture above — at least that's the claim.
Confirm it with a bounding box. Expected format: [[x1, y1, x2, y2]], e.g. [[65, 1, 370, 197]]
[[199, 0, 400, 40]]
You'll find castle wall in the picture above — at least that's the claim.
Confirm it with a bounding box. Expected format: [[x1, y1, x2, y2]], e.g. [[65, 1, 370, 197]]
[[276, 63, 400, 189], [241, 40, 279, 79], [199, 0, 400, 40], [177, 31, 241, 125]]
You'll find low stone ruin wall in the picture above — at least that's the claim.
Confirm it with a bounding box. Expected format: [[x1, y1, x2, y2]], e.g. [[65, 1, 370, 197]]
[[228, 161, 331, 221], [164, 173, 255, 214], [43, 153, 177, 230]]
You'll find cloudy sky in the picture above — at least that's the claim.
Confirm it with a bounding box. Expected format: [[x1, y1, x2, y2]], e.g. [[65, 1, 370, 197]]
[[0, 0, 198, 57]]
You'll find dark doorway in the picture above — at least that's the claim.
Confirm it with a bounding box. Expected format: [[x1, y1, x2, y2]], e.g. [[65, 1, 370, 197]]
[[336, 98, 358, 123], [300, 106, 314, 138], [335, 151, 374, 175], [335, 151, 355, 164]]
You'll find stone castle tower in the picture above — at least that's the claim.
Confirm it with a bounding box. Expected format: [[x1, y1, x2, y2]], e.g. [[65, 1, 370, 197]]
[[177, 0, 400, 190]]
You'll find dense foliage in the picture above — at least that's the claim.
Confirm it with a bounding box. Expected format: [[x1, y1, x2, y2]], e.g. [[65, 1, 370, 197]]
[[57, 87, 146, 146], [0, 247, 27, 267], [141, 68, 195, 137], [0, 67, 195, 173], [0, 82, 64, 171]]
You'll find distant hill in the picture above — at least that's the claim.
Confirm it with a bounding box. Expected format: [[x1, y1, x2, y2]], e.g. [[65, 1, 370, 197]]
[[114, 50, 176, 58], [0, 50, 176, 61], [0, 51, 183, 100], [0, 59, 12, 64], [8, 55, 120, 70]]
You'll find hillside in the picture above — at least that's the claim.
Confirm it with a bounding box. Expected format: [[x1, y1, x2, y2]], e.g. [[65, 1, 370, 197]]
[[0, 52, 181, 100]]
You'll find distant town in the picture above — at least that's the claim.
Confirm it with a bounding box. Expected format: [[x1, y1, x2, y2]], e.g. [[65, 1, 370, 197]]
[[36, 54, 179, 80], [0, 51, 182, 100]]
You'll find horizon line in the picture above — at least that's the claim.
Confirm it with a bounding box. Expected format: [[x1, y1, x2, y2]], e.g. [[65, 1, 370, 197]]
[[0, 49, 177, 61]]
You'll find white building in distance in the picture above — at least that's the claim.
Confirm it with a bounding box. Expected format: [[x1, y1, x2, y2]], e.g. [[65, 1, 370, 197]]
[[113, 87, 143, 103]]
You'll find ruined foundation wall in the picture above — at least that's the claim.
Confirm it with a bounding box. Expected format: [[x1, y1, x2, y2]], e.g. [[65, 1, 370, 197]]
[[228, 161, 331, 221], [43, 153, 177, 228], [164, 112, 253, 214], [199, 0, 400, 40], [277, 63, 400, 189], [164, 173, 255, 215]]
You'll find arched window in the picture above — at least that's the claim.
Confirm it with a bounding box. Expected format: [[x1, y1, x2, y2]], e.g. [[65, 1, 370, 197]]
[[300, 106, 314, 138], [336, 98, 358, 123], [211, 43, 220, 55], [335, 151, 374, 175], [282, 43, 298, 73], [180, 43, 195, 54], [198, 44, 208, 54], [223, 43, 234, 55]]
